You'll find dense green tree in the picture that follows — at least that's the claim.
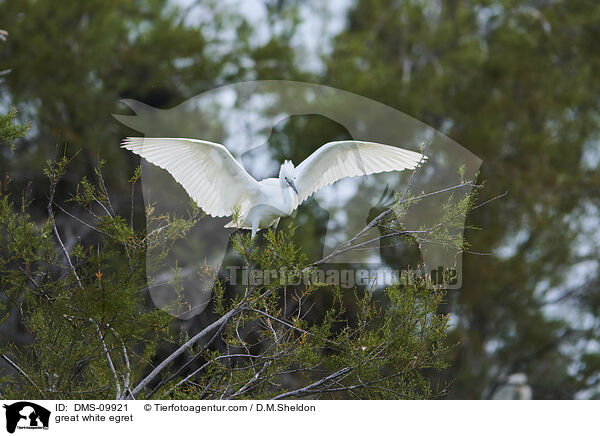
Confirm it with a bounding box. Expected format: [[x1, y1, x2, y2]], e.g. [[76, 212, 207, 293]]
[[2, 0, 599, 400], [0, 114, 459, 399], [325, 0, 600, 398], [0, 4, 466, 397]]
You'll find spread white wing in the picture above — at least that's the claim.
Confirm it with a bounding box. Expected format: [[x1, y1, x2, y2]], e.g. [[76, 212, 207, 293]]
[[295, 141, 426, 205], [121, 137, 261, 217]]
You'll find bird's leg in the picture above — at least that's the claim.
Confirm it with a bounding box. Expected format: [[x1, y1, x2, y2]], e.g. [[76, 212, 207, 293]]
[[251, 222, 258, 241], [245, 220, 259, 262]]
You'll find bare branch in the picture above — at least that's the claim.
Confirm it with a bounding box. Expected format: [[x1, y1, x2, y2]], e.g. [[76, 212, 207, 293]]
[[48, 176, 83, 289], [310, 179, 480, 266], [95, 324, 121, 400], [131, 305, 243, 397], [1, 353, 45, 398], [271, 367, 352, 400]]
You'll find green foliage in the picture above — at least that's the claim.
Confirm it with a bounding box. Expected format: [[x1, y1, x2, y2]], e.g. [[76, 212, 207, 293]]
[[0, 152, 180, 399], [1, 148, 455, 400], [0, 107, 28, 152], [3, 0, 594, 400], [326, 0, 600, 399], [163, 232, 452, 400], [0, 1, 460, 401]]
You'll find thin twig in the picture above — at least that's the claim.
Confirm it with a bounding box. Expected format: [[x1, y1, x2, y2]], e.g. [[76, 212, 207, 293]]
[[132, 305, 243, 397], [48, 179, 82, 288], [95, 324, 121, 400], [1, 353, 45, 398], [271, 367, 353, 400]]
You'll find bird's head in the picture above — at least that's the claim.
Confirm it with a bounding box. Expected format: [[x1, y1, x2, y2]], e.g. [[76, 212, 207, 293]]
[[279, 160, 298, 194]]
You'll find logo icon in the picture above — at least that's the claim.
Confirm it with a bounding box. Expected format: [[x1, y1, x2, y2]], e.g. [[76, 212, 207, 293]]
[[2, 402, 50, 433], [114, 80, 482, 319]]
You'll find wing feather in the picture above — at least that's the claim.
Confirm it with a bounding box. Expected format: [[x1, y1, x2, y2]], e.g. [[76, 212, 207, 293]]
[[121, 137, 261, 217], [295, 141, 426, 204]]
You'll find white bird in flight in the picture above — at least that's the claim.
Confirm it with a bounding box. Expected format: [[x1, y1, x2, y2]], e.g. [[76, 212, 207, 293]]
[[122, 137, 426, 239]]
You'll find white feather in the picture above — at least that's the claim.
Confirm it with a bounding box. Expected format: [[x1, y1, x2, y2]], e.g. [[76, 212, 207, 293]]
[[295, 140, 426, 205], [122, 137, 426, 237], [121, 137, 261, 218]]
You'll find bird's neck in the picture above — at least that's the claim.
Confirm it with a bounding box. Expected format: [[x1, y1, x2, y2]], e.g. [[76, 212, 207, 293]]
[[278, 182, 296, 215]]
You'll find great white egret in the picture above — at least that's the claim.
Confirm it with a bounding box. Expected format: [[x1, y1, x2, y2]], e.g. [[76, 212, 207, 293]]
[[121, 137, 426, 239]]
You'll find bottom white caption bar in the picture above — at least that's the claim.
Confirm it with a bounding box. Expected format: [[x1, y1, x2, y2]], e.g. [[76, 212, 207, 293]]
[[0, 400, 595, 435]]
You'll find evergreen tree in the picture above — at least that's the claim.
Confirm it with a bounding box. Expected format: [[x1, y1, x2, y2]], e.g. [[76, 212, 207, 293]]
[[1, 125, 467, 398], [325, 0, 600, 399]]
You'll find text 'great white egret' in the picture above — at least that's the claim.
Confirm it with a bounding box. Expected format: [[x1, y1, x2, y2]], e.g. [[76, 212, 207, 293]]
[[122, 137, 427, 239]]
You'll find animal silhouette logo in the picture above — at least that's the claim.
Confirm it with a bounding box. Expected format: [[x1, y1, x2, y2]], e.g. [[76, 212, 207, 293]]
[[2, 402, 50, 433], [114, 80, 482, 319]]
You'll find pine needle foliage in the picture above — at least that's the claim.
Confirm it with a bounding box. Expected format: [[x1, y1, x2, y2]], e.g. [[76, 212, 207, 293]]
[[0, 115, 471, 400]]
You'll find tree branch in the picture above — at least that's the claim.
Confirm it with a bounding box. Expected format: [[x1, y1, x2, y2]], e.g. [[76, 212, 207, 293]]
[[1, 353, 45, 398], [131, 305, 242, 397], [271, 367, 352, 400]]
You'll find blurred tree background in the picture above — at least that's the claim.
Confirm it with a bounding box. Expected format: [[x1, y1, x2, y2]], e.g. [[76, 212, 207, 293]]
[[1, 0, 599, 399]]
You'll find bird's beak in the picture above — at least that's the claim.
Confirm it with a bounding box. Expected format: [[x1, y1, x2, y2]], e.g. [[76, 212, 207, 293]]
[[288, 180, 298, 195]]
